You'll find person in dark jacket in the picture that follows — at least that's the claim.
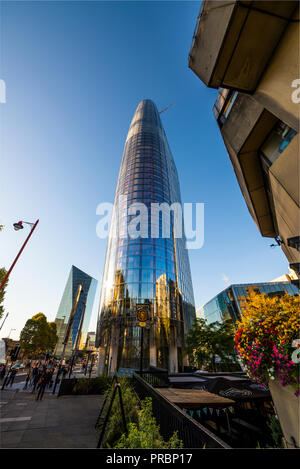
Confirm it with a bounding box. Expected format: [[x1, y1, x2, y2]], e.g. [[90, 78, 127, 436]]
[[0, 364, 6, 380], [24, 367, 33, 390], [62, 366, 68, 379], [6, 368, 17, 387], [31, 368, 42, 393], [36, 369, 51, 401]]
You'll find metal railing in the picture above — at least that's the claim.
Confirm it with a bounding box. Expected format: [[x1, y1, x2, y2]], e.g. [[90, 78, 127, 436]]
[[57, 378, 78, 397], [139, 368, 169, 388], [132, 372, 231, 448]]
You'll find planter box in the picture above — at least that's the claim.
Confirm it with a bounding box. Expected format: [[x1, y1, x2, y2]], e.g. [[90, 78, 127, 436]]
[[269, 378, 300, 448]]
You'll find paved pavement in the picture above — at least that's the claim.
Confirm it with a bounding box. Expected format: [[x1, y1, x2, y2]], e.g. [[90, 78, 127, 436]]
[[0, 388, 104, 448]]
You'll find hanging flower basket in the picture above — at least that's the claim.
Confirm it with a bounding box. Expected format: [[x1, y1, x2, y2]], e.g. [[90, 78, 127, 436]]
[[234, 293, 300, 447]]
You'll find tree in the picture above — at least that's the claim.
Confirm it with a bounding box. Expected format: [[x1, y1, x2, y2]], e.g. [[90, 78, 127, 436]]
[[0, 268, 8, 320], [0, 225, 7, 320], [20, 313, 58, 358], [185, 318, 239, 372]]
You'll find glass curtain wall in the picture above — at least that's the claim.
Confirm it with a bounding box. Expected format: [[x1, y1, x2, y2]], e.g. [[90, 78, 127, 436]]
[[96, 100, 195, 373], [54, 266, 97, 358]]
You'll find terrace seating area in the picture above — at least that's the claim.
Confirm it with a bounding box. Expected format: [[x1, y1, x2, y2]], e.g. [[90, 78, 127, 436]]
[[135, 368, 275, 448]]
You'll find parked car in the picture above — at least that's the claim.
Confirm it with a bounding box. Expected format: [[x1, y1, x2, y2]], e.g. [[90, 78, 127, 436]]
[[11, 362, 25, 370]]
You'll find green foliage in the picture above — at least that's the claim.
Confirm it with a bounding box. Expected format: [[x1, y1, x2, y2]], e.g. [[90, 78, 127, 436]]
[[266, 415, 284, 448], [20, 313, 58, 357], [185, 318, 239, 371], [0, 267, 8, 320], [115, 397, 183, 449], [72, 376, 111, 395], [102, 378, 139, 448]]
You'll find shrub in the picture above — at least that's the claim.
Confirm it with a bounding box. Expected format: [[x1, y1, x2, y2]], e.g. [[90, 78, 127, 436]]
[[115, 397, 183, 449], [101, 378, 139, 447], [72, 376, 111, 395]]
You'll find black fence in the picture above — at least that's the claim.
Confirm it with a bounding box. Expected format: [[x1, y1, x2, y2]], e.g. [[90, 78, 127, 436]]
[[132, 372, 230, 448], [57, 377, 110, 397], [139, 368, 169, 387], [57, 378, 78, 397]]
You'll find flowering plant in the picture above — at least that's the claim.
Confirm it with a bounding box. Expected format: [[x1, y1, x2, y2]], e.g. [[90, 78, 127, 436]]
[[234, 293, 300, 396]]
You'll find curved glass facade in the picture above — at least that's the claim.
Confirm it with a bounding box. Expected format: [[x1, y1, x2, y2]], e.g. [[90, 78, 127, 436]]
[[96, 100, 195, 373]]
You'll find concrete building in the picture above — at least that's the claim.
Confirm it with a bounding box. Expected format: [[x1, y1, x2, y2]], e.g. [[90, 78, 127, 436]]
[[189, 1, 300, 279]]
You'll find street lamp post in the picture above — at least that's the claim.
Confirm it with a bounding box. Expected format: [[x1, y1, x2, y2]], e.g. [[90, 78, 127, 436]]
[[0, 219, 39, 292], [0, 312, 9, 331], [52, 285, 83, 394], [69, 300, 87, 378], [8, 328, 16, 339], [60, 284, 83, 360]]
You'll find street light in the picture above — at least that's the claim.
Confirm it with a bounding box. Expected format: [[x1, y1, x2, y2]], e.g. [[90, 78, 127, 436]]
[[0, 219, 39, 292], [0, 312, 9, 331], [13, 221, 24, 231], [8, 328, 16, 338]]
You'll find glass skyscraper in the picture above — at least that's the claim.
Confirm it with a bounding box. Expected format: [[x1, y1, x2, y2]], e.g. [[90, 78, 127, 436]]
[[96, 99, 195, 374], [54, 265, 97, 358]]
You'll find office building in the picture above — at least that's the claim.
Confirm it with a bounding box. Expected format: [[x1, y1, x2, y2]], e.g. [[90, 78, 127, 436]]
[[96, 99, 196, 373], [54, 265, 97, 358], [198, 281, 299, 325]]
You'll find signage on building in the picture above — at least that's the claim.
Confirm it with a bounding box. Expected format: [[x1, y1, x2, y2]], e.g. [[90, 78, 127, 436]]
[[136, 304, 150, 327]]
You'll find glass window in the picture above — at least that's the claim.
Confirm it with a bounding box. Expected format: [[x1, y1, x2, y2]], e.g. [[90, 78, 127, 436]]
[[127, 269, 140, 283], [141, 270, 153, 283], [127, 283, 139, 298], [140, 283, 153, 299], [261, 121, 297, 165], [142, 256, 154, 268], [127, 256, 140, 269], [156, 257, 166, 271]]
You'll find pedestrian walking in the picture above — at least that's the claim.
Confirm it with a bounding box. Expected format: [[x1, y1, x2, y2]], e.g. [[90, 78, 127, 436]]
[[24, 367, 33, 390], [36, 369, 51, 401], [62, 366, 68, 379], [47, 369, 54, 389], [31, 368, 42, 393], [6, 368, 17, 387], [0, 364, 6, 380]]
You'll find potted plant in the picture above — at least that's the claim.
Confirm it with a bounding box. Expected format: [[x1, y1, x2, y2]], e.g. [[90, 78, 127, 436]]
[[234, 292, 300, 448]]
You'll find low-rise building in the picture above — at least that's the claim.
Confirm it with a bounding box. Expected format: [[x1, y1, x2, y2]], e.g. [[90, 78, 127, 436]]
[[197, 281, 299, 324]]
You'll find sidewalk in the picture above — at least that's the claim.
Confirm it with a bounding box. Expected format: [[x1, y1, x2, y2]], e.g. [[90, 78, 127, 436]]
[[0, 388, 104, 448], [1, 367, 97, 394]]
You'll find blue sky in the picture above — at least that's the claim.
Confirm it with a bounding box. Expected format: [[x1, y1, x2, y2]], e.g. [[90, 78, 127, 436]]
[[0, 1, 289, 340]]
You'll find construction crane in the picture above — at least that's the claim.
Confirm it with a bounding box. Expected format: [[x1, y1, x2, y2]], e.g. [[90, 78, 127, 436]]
[[159, 102, 175, 114]]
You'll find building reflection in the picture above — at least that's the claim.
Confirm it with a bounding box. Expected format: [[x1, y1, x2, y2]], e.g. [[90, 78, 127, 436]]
[[96, 100, 196, 374]]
